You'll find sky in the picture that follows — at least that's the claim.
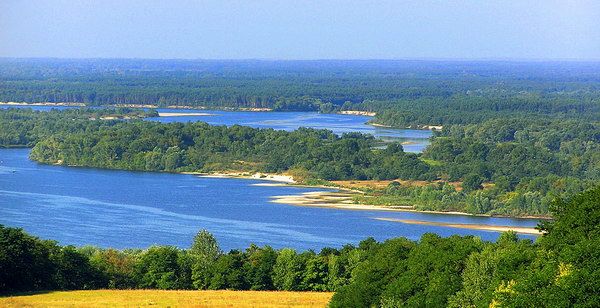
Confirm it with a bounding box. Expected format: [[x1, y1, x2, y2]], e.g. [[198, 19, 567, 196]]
[[1, 0, 599, 60]]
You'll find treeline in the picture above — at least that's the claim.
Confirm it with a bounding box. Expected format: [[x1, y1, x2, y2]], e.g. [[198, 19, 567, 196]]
[[0, 108, 156, 148], [353, 117, 599, 216], [370, 93, 599, 127], [2, 59, 600, 116], [2, 186, 600, 307], [29, 119, 431, 181], [0, 227, 370, 293]]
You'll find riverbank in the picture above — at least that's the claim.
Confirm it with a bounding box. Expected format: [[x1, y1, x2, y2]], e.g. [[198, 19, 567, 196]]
[[368, 121, 442, 131], [269, 190, 549, 220], [0, 102, 85, 107], [339, 110, 376, 116], [374, 218, 542, 235], [192, 171, 296, 183], [157, 112, 213, 117]]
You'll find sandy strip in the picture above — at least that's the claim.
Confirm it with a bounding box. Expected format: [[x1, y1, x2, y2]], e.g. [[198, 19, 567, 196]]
[[158, 112, 213, 117], [374, 218, 542, 235], [339, 110, 377, 116], [369, 123, 393, 128], [269, 191, 550, 221], [251, 183, 289, 187], [197, 172, 295, 183]]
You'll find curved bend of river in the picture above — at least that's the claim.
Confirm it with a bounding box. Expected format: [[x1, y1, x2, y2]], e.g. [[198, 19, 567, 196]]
[[0, 149, 539, 251]]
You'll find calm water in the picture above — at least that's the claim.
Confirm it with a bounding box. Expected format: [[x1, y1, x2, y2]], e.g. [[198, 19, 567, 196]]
[[150, 109, 431, 152], [0, 149, 538, 251], [1, 105, 431, 152]]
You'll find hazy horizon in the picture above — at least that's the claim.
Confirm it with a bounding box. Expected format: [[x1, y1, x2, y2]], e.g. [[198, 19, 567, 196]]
[[1, 0, 599, 60]]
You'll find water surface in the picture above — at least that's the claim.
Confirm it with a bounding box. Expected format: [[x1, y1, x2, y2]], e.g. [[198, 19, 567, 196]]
[[0, 149, 538, 251]]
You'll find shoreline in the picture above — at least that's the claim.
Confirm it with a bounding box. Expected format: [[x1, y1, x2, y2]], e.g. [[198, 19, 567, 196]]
[[269, 190, 549, 220], [186, 171, 296, 184], [368, 121, 442, 131], [338, 110, 377, 116], [0, 102, 86, 107], [28, 155, 549, 221], [374, 218, 542, 235], [157, 112, 213, 117]]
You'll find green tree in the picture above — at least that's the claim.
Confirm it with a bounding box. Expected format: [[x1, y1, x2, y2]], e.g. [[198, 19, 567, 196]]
[[190, 230, 222, 289]]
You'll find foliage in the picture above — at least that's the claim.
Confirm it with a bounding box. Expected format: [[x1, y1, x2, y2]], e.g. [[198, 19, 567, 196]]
[[1, 187, 599, 306]]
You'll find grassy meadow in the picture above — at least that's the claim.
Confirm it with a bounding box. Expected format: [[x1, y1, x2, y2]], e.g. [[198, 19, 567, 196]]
[[0, 290, 333, 307]]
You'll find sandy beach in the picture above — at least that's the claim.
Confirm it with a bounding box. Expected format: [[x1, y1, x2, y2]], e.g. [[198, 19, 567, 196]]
[[197, 172, 295, 183], [158, 112, 213, 117], [374, 218, 542, 235], [339, 110, 377, 116], [269, 190, 549, 221]]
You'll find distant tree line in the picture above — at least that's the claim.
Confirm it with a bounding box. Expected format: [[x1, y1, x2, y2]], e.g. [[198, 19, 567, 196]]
[[1, 59, 599, 118], [0, 108, 156, 148], [2, 186, 600, 307]]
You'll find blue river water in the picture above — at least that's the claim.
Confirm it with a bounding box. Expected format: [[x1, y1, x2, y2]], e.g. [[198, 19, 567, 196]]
[[0, 149, 539, 251]]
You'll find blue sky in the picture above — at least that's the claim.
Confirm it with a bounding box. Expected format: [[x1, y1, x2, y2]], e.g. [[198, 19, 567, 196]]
[[1, 0, 599, 60]]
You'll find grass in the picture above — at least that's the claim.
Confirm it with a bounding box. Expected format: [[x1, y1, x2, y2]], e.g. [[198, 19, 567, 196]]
[[0, 290, 333, 307]]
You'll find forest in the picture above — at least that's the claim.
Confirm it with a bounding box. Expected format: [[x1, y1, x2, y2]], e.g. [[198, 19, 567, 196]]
[[1, 59, 599, 119], [2, 186, 599, 307], [0, 107, 597, 216]]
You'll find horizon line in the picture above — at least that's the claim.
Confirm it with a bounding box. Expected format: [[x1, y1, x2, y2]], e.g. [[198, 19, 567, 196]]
[[1, 56, 600, 63]]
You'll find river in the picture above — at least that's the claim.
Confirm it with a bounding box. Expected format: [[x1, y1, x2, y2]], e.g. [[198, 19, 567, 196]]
[[0, 105, 539, 250]]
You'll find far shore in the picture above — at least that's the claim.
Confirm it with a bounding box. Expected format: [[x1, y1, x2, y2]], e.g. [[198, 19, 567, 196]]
[[374, 217, 542, 235], [31, 156, 550, 222], [368, 121, 443, 131], [269, 190, 549, 220], [176, 171, 549, 220], [0, 101, 86, 107], [157, 112, 213, 117], [338, 110, 377, 116], [184, 171, 296, 184]]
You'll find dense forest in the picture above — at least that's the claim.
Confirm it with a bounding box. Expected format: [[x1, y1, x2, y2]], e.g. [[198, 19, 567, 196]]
[[1, 59, 599, 120], [1, 107, 597, 216], [357, 117, 599, 216], [2, 186, 599, 307], [0, 108, 156, 147]]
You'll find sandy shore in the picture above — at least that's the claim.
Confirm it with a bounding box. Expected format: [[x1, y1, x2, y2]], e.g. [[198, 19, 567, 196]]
[[369, 123, 393, 128], [374, 218, 542, 235], [368, 121, 443, 131], [197, 172, 295, 183], [270, 189, 543, 233], [339, 110, 377, 116], [269, 190, 548, 220], [158, 112, 213, 117]]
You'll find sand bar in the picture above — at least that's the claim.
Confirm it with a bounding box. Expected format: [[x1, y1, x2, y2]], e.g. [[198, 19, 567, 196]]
[[339, 110, 377, 116], [197, 172, 295, 183], [374, 218, 542, 235], [158, 112, 213, 117]]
